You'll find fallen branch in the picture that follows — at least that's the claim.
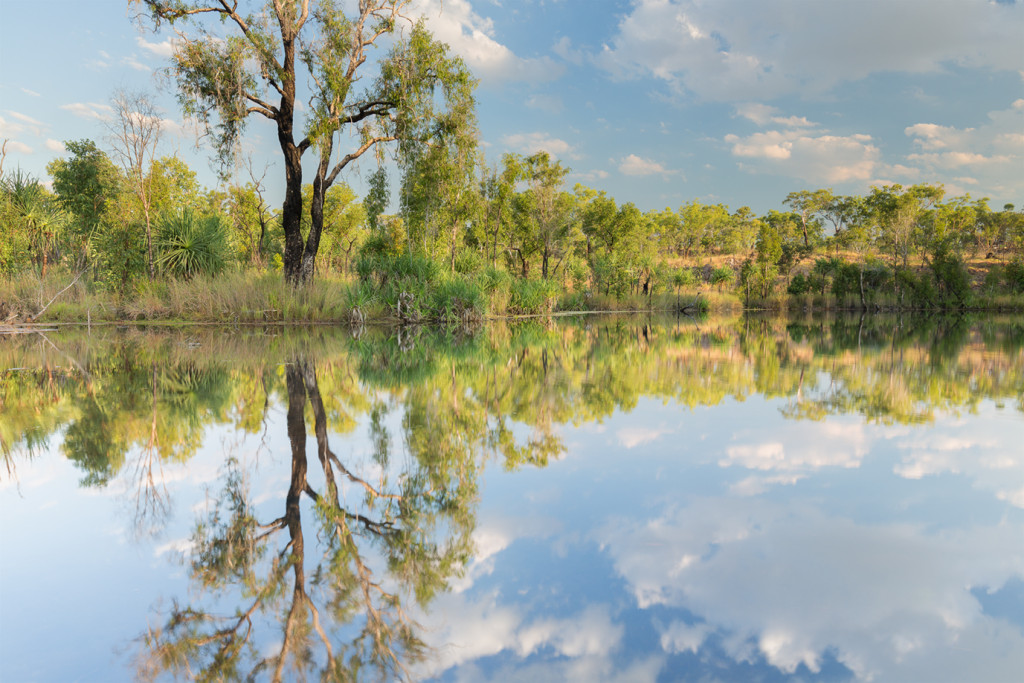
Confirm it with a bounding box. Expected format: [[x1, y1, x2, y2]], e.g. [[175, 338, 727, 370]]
[[28, 270, 87, 322]]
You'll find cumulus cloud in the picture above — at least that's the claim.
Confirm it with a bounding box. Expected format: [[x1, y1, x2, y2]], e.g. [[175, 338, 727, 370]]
[[597, 0, 1024, 101], [136, 36, 175, 58], [619, 154, 675, 177], [597, 497, 1024, 681], [721, 422, 869, 473], [45, 139, 66, 153], [898, 100, 1024, 195], [410, 0, 564, 83], [724, 129, 880, 184], [502, 132, 575, 158], [416, 595, 626, 677]]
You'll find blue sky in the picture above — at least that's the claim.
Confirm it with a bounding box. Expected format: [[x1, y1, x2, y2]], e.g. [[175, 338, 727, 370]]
[[1, 0, 1023, 214]]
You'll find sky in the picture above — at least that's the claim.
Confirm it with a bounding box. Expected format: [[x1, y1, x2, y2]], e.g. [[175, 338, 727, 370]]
[[1, 0, 1023, 215]]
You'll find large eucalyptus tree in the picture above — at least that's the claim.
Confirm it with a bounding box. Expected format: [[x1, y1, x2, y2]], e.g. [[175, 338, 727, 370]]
[[131, 0, 476, 284]]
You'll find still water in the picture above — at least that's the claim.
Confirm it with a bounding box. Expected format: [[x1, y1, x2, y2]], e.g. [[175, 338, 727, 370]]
[[1, 315, 1023, 682]]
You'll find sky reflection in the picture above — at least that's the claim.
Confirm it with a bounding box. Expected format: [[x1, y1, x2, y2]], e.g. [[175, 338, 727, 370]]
[[1, 318, 1022, 682]]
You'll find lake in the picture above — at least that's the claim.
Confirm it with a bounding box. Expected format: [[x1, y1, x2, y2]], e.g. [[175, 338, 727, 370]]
[[1, 315, 1023, 682]]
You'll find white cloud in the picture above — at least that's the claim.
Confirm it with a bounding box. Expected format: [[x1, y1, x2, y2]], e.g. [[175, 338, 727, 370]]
[[20, 88, 41, 97], [597, 0, 1024, 101], [905, 123, 973, 151], [891, 415, 1024, 508], [906, 151, 1011, 168], [736, 104, 817, 129], [722, 422, 868, 472], [619, 154, 675, 177], [135, 36, 175, 58], [502, 132, 575, 158], [4, 140, 33, 155], [598, 497, 1024, 681], [416, 595, 629, 679], [659, 621, 712, 654], [60, 102, 114, 121], [3, 110, 47, 137], [411, 0, 564, 83], [725, 129, 880, 183], [45, 139, 66, 153]]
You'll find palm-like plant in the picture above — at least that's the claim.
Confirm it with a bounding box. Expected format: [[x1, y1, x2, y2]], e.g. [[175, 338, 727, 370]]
[[155, 209, 231, 279], [2, 169, 68, 275]]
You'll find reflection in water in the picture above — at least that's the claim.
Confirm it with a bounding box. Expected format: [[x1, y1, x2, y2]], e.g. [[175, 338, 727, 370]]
[[1, 315, 1023, 681], [137, 358, 477, 681]]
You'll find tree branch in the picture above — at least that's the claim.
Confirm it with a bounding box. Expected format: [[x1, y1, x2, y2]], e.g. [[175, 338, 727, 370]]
[[325, 135, 396, 187]]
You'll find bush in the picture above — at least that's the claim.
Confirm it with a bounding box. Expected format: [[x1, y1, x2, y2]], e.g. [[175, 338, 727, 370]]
[[1005, 261, 1024, 294], [928, 248, 971, 307], [788, 272, 810, 295]]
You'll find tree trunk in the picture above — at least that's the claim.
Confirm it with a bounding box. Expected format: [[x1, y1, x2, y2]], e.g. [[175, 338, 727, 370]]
[[277, 34, 306, 286]]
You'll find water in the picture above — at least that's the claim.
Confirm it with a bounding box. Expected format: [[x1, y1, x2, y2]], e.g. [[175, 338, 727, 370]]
[[1, 315, 1022, 682]]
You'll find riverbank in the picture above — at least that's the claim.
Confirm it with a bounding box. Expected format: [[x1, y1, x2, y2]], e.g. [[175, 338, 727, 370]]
[[3, 267, 1024, 329]]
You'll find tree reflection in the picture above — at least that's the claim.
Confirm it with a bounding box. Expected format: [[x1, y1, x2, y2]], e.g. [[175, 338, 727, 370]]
[[137, 358, 477, 682]]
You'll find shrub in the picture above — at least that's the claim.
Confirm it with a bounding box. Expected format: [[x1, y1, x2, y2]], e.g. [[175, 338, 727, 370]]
[[1005, 261, 1024, 294], [788, 273, 810, 295], [509, 277, 558, 315], [430, 277, 485, 323]]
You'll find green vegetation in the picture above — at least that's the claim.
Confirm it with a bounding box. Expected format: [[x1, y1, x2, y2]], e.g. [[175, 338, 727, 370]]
[[2, 4, 1023, 322]]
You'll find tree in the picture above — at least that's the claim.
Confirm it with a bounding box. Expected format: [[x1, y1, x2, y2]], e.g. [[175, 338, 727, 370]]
[[107, 89, 163, 279], [512, 152, 580, 280], [783, 188, 830, 248], [480, 155, 524, 267], [133, 0, 476, 286], [147, 155, 203, 218], [820, 193, 863, 252], [867, 183, 944, 269], [47, 139, 124, 267]]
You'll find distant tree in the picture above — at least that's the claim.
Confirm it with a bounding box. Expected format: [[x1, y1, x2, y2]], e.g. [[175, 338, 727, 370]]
[[867, 183, 944, 269], [783, 188, 830, 248]]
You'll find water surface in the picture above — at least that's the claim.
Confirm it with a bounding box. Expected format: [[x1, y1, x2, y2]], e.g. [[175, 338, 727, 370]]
[[2, 315, 1023, 682]]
